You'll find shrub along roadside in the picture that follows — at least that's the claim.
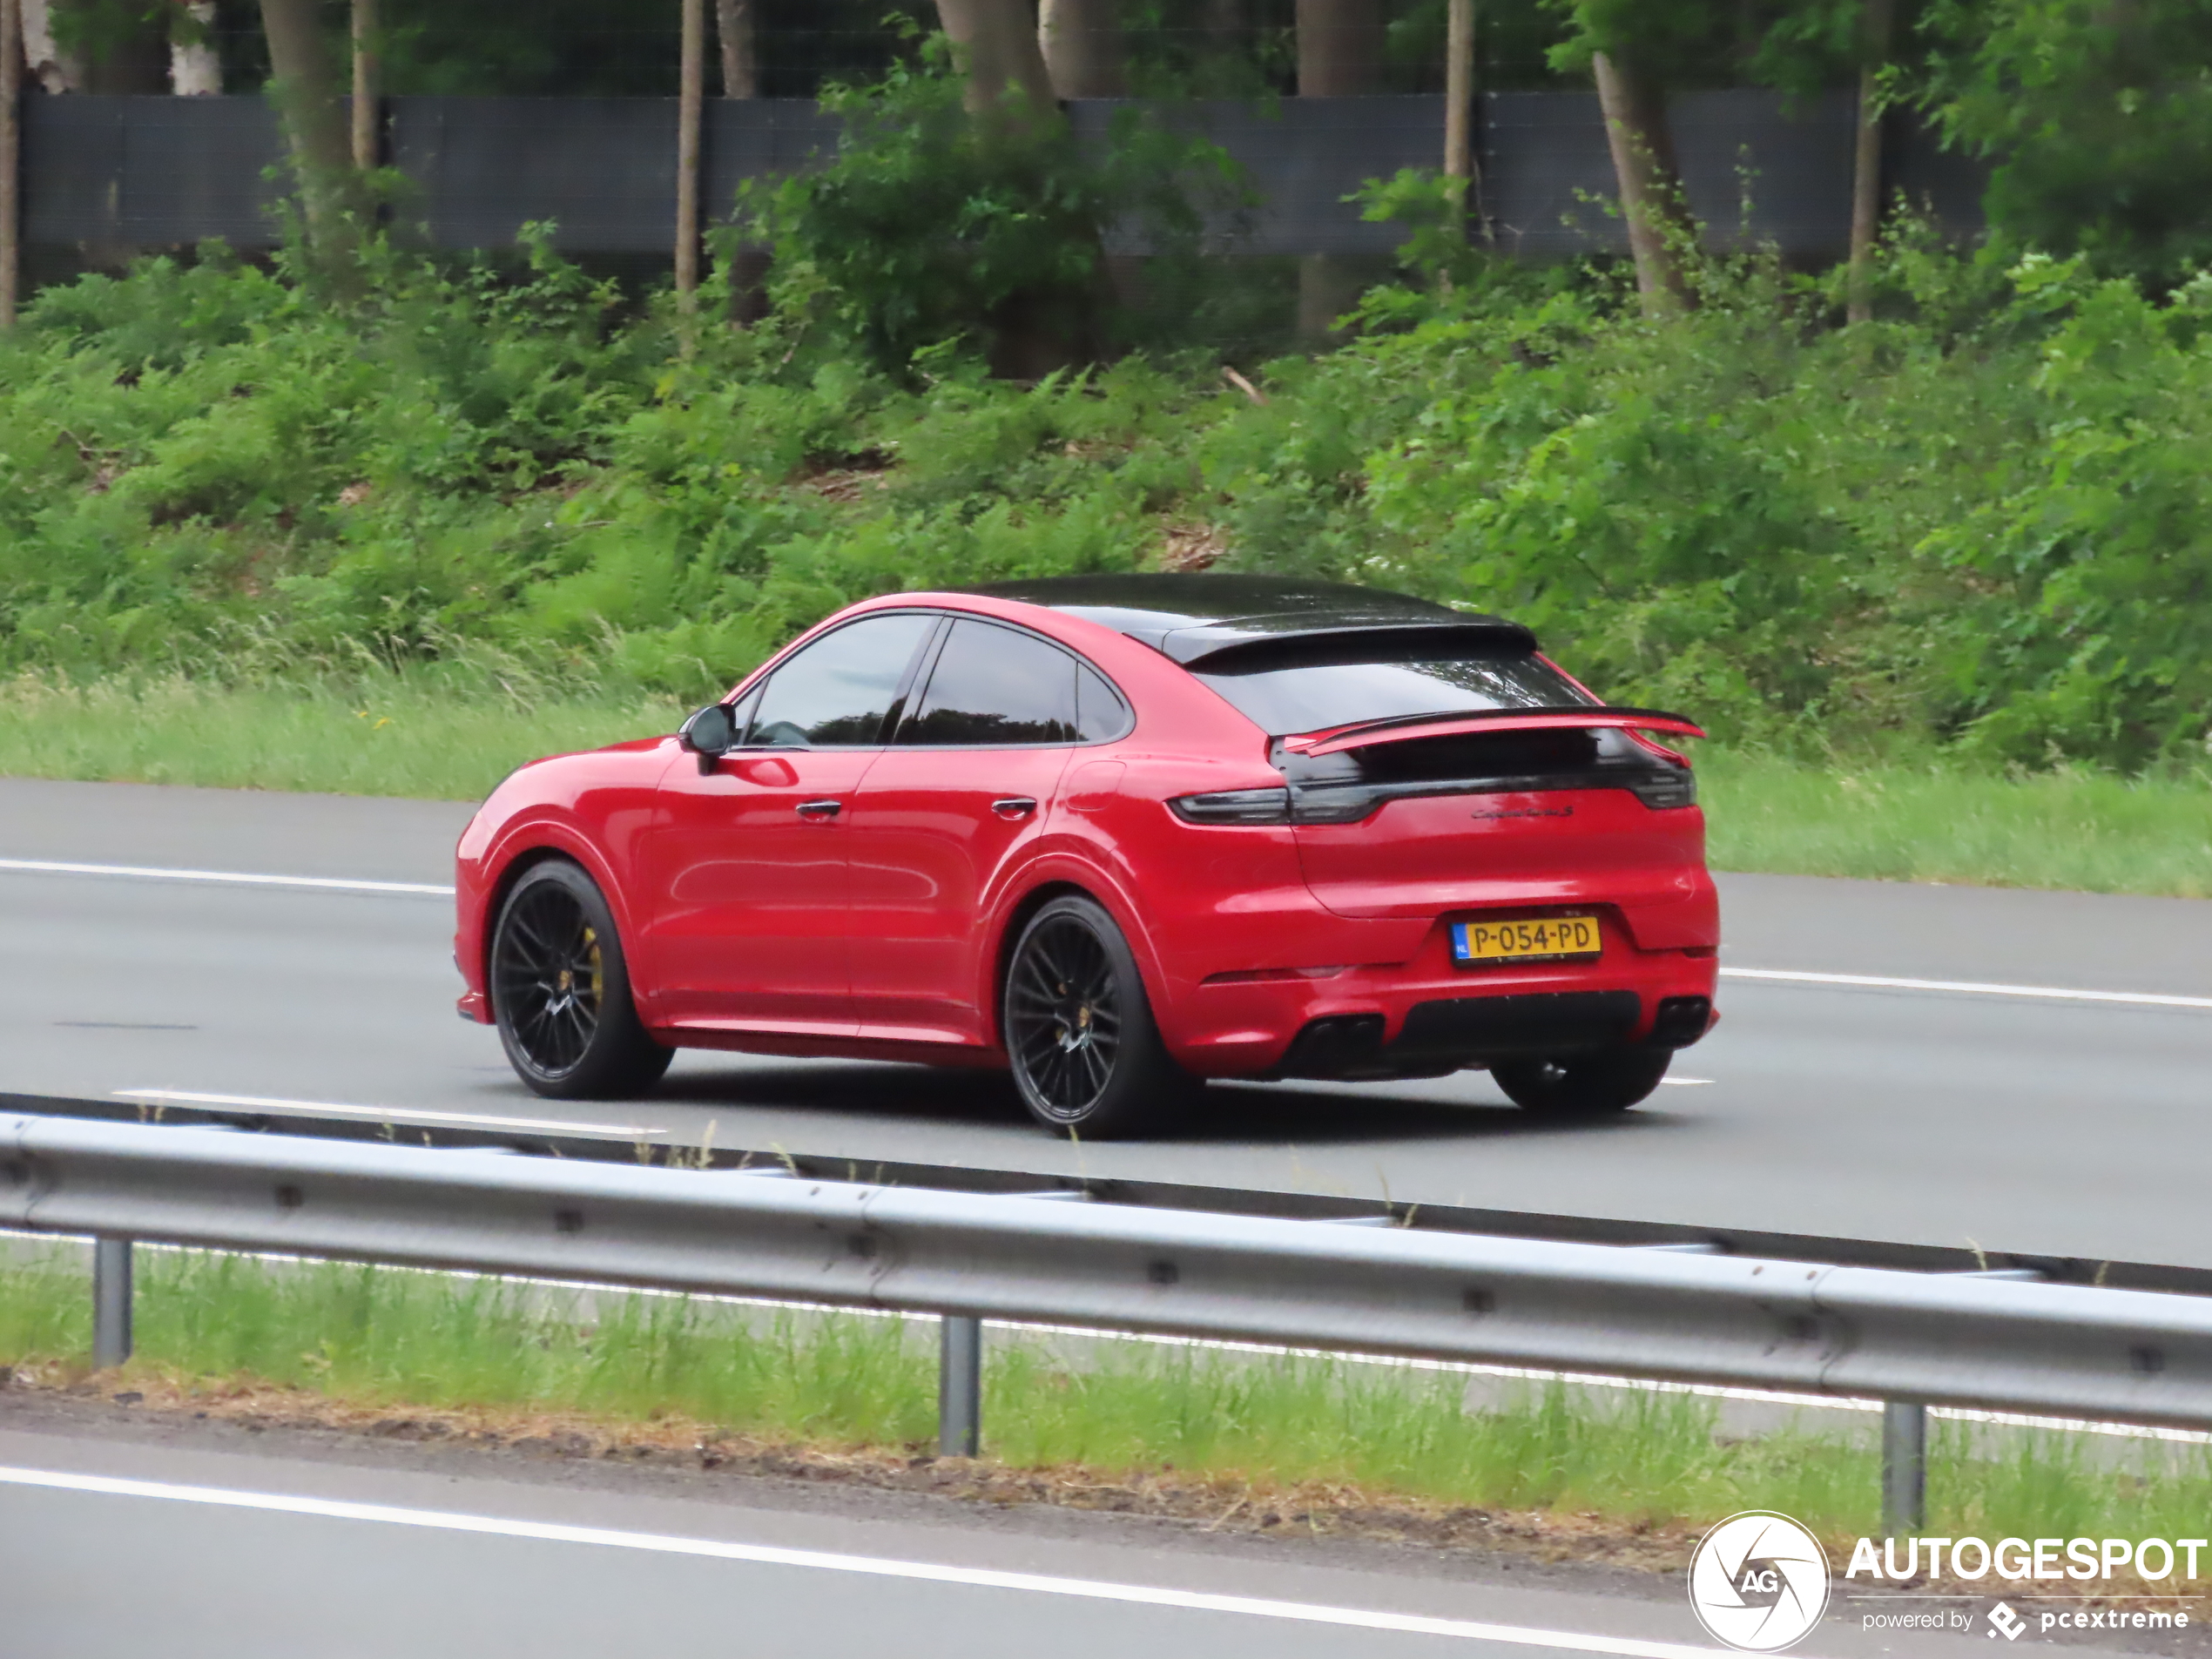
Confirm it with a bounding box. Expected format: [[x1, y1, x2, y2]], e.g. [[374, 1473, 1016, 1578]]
[[9, 221, 2212, 776], [2, 1244, 2208, 1578]]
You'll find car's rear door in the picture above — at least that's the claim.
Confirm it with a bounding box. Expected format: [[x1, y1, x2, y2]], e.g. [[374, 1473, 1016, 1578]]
[[637, 610, 939, 1035], [843, 617, 1098, 1046]]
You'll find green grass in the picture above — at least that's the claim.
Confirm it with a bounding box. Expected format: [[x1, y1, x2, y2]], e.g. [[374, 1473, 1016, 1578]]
[[0, 671, 680, 802], [3, 1246, 2208, 1546], [1699, 749, 2212, 900], [3, 674, 2209, 899]]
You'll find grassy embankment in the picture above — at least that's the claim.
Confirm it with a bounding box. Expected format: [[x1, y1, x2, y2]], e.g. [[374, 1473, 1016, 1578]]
[[8, 226, 2212, 899], [2, 1245, 2205, 1567], [3, 673, 2206, 898]]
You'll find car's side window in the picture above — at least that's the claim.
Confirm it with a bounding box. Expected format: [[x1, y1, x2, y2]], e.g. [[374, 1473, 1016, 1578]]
[[721, 682, 763, 738], [898, 618, 1082, 746], [1074, 663, 1134, 743], [746, 613, 939, 749]]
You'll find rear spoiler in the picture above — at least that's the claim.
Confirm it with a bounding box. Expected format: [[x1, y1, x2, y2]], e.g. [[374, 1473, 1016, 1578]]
[[1279, 706, 1707, 759]]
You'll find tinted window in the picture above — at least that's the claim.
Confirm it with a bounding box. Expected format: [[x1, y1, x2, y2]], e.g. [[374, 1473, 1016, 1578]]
[[900, 620, 1077, 745], [1074, 664, 1133, 742], [747, 613, 936, 748], [1193, 646, 1595, 735]]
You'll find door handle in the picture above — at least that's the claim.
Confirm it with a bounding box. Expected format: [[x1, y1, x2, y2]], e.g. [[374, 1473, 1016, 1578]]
[[991, 797, 1039, 818], [795, 799, 843, 819]]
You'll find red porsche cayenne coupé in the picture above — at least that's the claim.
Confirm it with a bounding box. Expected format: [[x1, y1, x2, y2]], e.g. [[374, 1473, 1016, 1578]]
[[455, 575, 1718, 1136]]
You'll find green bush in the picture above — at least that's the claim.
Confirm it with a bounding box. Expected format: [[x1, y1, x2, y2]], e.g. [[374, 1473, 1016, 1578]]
[[747, 50, 1248, 374], [3, 195, 2212, 773]]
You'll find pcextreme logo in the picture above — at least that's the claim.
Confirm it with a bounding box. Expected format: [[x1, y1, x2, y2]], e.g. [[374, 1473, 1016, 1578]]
[[1687, 1511, 1831, 1652]]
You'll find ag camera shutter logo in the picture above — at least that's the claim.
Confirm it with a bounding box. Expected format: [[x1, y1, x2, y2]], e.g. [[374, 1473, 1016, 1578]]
[[1689, 1511, 1831, 1651]]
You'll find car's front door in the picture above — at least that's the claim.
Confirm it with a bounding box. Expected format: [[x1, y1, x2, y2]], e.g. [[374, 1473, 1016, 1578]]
[[845, 617, 1111, 1047], [638, 611, 939, 1035]]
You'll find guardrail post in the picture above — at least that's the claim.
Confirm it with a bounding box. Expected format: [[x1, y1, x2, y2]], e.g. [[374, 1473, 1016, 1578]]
[[92, 1237, 133, 1369], [1881, 1399, 1926, 1534], [938, 1314, 981, 1458]]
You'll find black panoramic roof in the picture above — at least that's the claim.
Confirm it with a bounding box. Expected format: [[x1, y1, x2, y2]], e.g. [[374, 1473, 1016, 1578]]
[[965, 574, 1536, 665]]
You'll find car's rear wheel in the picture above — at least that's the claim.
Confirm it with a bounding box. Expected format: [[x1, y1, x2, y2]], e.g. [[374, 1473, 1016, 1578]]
[[1492, 1047, 1670, 1117], [491, 860, 672, 1100], [1003, 895, 1193, 1138]]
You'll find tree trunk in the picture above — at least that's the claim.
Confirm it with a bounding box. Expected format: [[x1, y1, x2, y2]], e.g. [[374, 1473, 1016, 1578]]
[[1295, 0, 1383, 97], [171, 1, 221, 95], [1039, 0, 1126, 99], [1295, 0, 1386, 341], [717, 0, 767, 320], [1442, 0, 1480, 247], [44, 0, 165, 92], [1846, 0, 1895, 326], [715, 0, 756, 98], [258, 0, 357, 251], [19, 0, 78, 93], [934, 0, 1095, 375], [351, 0, 378, 167], [1202, 0, 1240, 48], [2, 0, 19, 328], [934, 0, 1056, 121], [676, 0, 704, 314], [1591, 49, 1696, 314]]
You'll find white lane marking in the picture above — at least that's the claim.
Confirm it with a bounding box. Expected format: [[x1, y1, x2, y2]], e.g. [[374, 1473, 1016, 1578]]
[[1721, 966, 2212, 1011], [0, 1465, 1745, 1656], [112, 1089, 666, 1140], [13, 856, 2204, 1013], [1656, 1078, 1711, 1087], [0, 857, 454, 897]]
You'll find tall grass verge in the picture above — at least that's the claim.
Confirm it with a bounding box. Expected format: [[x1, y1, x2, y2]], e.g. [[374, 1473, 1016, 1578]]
[[1699, 750, 2212, 899], [0, 671, 680, 801], [4, 674, 2207, 900], [4, 1245, 2209, 1548]]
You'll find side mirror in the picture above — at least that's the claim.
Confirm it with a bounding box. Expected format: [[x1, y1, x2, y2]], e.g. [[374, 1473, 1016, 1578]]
[[678, 703, 738, 774]]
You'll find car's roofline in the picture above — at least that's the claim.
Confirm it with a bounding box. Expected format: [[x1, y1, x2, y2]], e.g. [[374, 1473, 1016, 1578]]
[[943, 575, 1537, 664]]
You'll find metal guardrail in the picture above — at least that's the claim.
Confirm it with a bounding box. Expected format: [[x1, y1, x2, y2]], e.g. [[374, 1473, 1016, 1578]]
[[6, 1109, 2209, 1531], [14, 1089, 2182, 1294]]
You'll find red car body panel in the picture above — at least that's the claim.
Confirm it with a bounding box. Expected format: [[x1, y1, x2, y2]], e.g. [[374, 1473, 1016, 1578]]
[[455, 581, 1721, 1082]]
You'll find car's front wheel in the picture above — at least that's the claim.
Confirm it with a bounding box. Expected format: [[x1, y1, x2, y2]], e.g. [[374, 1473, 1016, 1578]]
[[490, 860, 672, 1100], [1002, 895, 1194, 1138], [1491, 1047, 1670, 1117]]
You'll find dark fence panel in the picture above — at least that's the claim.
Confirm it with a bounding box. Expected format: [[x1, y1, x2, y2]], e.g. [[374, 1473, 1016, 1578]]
[[392, 98, 676, 253], [24, 94, 284, 248], [20, 90, 1983, 261]]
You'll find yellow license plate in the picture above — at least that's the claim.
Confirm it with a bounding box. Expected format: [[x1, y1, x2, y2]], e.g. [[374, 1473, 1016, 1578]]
[[1451, 914, 1602, 965]]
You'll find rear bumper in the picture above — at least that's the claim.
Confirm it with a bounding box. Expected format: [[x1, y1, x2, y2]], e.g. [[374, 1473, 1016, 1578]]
[[1272, 990, 1713, 1081], [1159, 917, 1717, 1080]]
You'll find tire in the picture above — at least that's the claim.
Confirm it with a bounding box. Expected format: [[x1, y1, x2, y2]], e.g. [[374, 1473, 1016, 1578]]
[[1002, 895, 1195, 1138], [1491, 1047, 1670, 1117], [490, 860, 673, 1100]]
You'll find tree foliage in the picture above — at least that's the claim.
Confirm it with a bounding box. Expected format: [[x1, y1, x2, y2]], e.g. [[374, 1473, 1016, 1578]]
[[748, 51, 1246, 374], [1918, 0, 2212, 283]]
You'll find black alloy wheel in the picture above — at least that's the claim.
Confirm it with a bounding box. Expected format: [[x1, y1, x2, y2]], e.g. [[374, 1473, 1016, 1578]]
[[490, 860, 672, 1100], [1002, 895, 1194, 1138], [1490, 1046, 1671, 1117]]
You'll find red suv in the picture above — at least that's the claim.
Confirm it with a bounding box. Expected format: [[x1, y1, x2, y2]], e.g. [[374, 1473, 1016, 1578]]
[[455, 576, 1718, 1136]]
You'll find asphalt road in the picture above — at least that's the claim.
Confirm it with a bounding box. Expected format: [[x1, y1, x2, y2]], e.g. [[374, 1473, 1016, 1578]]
[[3, 776, 2209, 1267], [0, 1395, 2086, 1659]]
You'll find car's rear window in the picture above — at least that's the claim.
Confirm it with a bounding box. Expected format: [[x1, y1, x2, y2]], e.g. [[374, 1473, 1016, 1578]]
[[1190, 642, 1596, 735]]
